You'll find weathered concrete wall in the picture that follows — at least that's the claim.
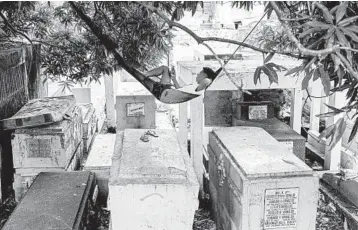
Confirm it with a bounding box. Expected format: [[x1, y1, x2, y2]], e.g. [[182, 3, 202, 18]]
[[116, 82, 156, 130], [204, 90, 233, 126]]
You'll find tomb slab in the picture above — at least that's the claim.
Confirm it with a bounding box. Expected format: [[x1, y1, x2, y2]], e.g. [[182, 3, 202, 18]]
[[109, 129, 199, 230]]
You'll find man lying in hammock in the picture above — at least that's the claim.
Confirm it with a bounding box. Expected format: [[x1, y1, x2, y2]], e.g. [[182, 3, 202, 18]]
[[143, 65, 220, 99]]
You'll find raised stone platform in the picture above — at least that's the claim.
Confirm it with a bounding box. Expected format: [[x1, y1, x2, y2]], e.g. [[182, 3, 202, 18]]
[[84, 133, 116, 205], [116, 82, 156, 130], [208, 127, 319, 230], [233, 118, 306, 160], [3, 171, 96, 230], [109, 129, 199, 230]]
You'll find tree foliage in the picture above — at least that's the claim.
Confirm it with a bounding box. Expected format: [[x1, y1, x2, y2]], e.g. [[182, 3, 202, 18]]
[[2, 1, 358, 148]]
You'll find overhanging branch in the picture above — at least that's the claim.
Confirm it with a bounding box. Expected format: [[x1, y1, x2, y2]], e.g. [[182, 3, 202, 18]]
[[0, 11, 32, 44], [140, 3, 302, 59]]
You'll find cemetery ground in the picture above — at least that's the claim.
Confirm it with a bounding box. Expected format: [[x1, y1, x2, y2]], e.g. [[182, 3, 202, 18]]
[[0, 124, 349, 230]]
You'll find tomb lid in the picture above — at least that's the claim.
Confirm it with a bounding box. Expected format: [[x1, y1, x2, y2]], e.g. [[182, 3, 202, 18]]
[[233, 118, 305, 141], [2, 171, 94, 230], [14, 105, 81, 134], [211, 126, 312, 178], [84, 133, 116, 170], [0, 95, 76, 130], [117, 81, 152, 96], [110, 129, 192, 185]]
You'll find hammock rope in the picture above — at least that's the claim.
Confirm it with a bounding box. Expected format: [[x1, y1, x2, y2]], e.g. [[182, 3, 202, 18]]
[[218, 11, 268, 74]]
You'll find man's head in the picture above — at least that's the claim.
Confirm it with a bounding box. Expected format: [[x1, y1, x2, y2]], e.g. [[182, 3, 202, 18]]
[[197, 67, 216, 83]]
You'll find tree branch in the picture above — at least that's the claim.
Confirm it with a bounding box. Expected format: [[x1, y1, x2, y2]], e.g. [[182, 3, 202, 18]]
[[335, 52, 358, 81], [0, 11, 32, 44], [270, 2, 340, 57]]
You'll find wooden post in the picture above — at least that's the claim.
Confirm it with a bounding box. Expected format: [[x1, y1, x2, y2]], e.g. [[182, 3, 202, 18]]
[[324, 91, 345, 170], [290, 88, 303, 133]]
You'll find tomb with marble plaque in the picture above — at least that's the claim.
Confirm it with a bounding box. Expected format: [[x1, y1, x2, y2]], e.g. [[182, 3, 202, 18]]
[[208, 127, 319, 230], [108, 129, 199, 230]]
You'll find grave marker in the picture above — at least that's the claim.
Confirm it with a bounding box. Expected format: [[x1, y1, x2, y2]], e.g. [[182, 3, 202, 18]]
[[208, 127, 319, 230]]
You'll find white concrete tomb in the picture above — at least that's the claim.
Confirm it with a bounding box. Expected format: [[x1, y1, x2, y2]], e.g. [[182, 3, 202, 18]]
[[208, 127, 319, 230], [108, 129, 199, 230]]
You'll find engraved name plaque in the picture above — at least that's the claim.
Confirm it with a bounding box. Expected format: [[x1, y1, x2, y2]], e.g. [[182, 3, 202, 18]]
[[27, 138, 51, 158], [264, 188, 299, 229], [127, 103, 145, 117], [249, 105, 267, 120]]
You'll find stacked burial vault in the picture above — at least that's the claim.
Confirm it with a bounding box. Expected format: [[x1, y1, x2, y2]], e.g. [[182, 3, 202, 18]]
[[0, 95, 89, 201]]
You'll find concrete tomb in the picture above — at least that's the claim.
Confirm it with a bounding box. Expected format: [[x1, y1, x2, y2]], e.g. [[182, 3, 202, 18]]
[[3, 171, 96, 230], [116, 82, 156, 130], [84, 133, 116, 205], [208, 127, 319, 230], [233, 118, 306, 161], [78, 103, 97, 154], [11, 105, 83, 201], [108, 129, 199, 230]]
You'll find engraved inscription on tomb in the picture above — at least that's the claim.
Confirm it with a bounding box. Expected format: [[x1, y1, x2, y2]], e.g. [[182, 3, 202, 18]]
[[127, 103, 145, 116], [27, 138, 51, 158], [264, 188, 299, 229], [249, 105, 267, 120]]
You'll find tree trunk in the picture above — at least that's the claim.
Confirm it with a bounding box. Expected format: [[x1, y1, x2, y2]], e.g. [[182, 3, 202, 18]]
[[104, 74, 116, 133]]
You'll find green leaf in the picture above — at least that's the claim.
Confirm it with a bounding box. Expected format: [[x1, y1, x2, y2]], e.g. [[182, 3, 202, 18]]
[[313, 68, 320, 81], [336, 2, 348, 23], [304, 57, 317, 70], [324, 103, 344, 113], [349, 88, 358, 105], [254, 66, 262, 85], [319, 66, 331, 95], [266, 63, 287, 71], [262, 65, 278, 84], [316, 112, 341, 118], [331, 53, 341, 71], [285, 65, 304, 76], [303, 20, 331, 29], [298, 27, 326, 38], [329, 5, 340, 14], [318, 124, 336, 139], [348, 118, 358, 143], [329, 117, 347, 148], [345, 25, 358, 33], [302, 69, 314, 90], [340, 27, 358, 42], [338, 15, 358, 27], [264, 52, 275, 64], [315, 3, 333, 24]]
